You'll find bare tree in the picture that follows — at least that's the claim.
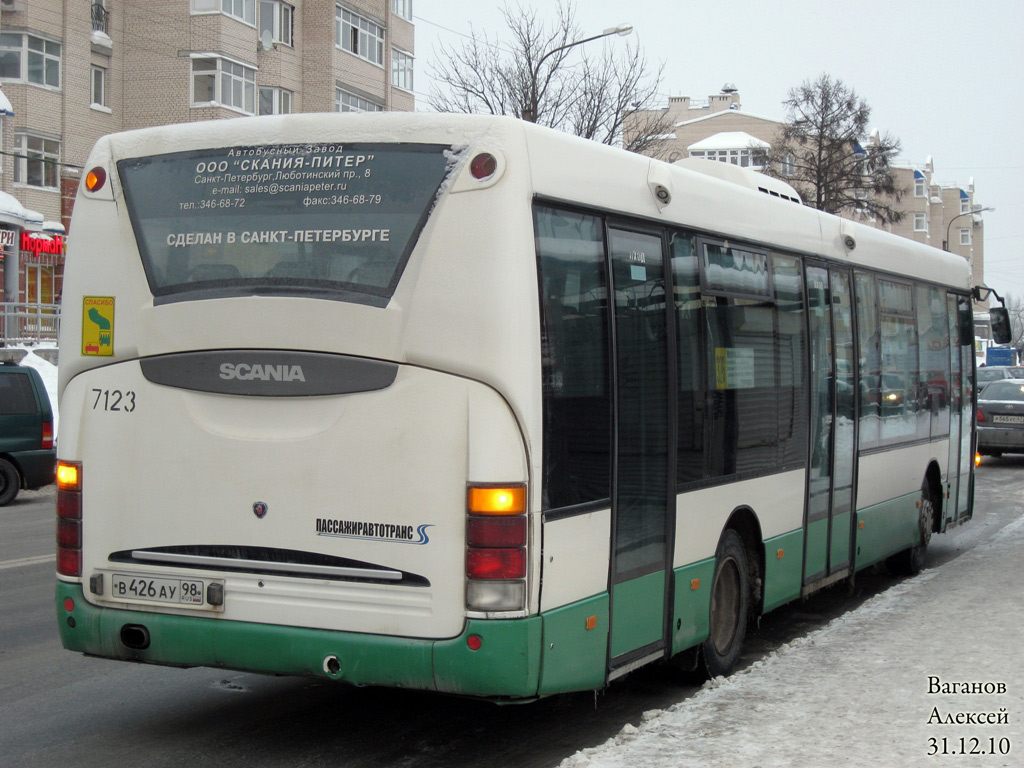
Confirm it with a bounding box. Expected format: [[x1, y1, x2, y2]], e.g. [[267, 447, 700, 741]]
[[428, 1, 672, 152], [760, 74, 905, 223]]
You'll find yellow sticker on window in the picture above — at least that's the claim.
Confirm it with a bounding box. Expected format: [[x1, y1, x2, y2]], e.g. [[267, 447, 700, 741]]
[[82, 297, 115, 356]]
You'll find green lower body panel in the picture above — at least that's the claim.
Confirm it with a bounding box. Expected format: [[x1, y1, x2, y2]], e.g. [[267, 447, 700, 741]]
[[57, 581, 541, 699], [762, 529, 804, 612], [803, 517, 829, 581], [855, 492, 921, 567], [538, 594, 609, 694], [671, 559, 714, 655], [610, 570, 665, 658]]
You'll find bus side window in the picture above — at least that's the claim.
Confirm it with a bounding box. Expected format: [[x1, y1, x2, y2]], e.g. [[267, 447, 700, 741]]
[[534, 205, 612, 511]]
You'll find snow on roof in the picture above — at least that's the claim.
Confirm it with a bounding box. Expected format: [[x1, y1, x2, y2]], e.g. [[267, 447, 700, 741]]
[[0, 190, 26, 226], [43, 220, 66, 235], [688, 131, 770, 151], [22, 208, 43, 230], [673, 109, 783, 130], [0, 87, 12, 117]]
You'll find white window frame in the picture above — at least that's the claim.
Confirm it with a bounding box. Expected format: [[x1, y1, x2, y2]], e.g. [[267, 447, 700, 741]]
[[336, 6, 385, 66], [260, 1, 293, 46], [391, 0, 413, 21], [191, 55, 257, 114], [391, 48, 413, 91], [913, 212, 927, 232], [14, 132, 60, 190], [914, 177, 926, 197], [335, 87, 383, 113], [258, 86, 292, 115], [221, 0, 256, 25], [960, 228, 972, 246], [91, 65, 110, 110], [0, 33, 62, 89], [960, 197, 970, 215]]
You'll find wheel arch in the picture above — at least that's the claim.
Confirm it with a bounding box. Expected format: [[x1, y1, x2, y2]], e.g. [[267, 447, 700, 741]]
[[925, 460, 942, 532], [722, 505, 764, 617]]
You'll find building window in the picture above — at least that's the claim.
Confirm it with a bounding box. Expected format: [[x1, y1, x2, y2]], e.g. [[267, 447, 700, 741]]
[[91, 66, 107, 107], [689, 148, 756, 167], [258, 86, 291, 115], [0, 33, 62, 89], [914, 177, 926, 197], [960, 196, 970, 215], [191, 57, 256, 113], [222, 0, 256, 24], [914, 213, 927, 232], [960, 228, 972, 246], [260, 1, 293, 46], [335, 87, 382, 113], [391, 0, 413, 21], [336, 6, 385, 66], [14, 133, 60, 189], [391, 48, 413, 91]]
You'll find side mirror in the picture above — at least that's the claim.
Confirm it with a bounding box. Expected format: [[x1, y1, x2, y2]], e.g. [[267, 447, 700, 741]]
[[991, 307, 1012, 345]]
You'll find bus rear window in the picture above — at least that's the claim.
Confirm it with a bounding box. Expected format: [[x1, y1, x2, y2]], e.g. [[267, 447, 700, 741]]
[[117, 143, 457, 305]]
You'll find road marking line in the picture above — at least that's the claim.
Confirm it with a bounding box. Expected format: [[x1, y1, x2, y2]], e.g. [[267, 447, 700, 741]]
[[0, 553, 56, 570]]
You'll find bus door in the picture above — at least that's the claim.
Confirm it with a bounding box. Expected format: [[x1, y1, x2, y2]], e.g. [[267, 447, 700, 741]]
[[803, 265, 857, 584], [606, 227, 672, 669], [946, 293, 973, 524]]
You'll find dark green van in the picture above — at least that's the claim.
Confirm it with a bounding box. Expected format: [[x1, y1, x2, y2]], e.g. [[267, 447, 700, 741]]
[[0, 360, 56, 505]]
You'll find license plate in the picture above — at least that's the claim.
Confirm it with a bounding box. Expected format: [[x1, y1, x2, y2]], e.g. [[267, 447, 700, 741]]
[[110, 573, 218, 609], [992, 414, 1024, 424]]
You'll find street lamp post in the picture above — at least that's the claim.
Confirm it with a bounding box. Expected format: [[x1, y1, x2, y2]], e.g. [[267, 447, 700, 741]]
[[943, 206, 994, 251], [521, 23, 632, 123]]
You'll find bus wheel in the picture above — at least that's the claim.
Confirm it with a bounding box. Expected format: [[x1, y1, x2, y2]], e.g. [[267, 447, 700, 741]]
[[0, 458, 20, 506], [888, 482, 934, 576], [701, 529, 750, 678]]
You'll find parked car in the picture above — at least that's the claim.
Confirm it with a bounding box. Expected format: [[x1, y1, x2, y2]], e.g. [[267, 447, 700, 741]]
[[0, 360, 56, 505], [977, 378, 1024, 457]]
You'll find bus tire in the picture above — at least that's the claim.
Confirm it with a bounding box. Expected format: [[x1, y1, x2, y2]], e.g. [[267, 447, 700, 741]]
[[700, 528, 750, 678], [0, 458, 20, 506], [888, 482, 934, 576]]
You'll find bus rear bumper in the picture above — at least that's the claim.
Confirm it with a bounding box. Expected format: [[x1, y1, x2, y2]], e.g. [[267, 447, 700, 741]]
[[56, 581, 542, 699]]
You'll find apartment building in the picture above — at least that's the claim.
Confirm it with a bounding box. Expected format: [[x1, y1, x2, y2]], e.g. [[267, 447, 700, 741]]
[[0, 0, 415, 308], [627, 87, 989, 307]]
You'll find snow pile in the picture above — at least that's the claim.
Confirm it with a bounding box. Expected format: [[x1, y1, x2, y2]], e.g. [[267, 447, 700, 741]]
[[561, 516, 1024, 768]]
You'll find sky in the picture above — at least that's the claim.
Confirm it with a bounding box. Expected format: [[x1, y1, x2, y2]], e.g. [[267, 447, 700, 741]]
[[412, 0, 1024, 301]]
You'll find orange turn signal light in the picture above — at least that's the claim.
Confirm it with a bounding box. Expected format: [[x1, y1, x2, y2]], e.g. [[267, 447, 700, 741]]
[[85, 167, 107, 192], [468, 485, 526, 515], [57, 461, 82, 491]]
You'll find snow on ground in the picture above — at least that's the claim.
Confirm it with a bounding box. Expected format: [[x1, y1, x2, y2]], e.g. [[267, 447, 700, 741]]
[[561, 514, 1024, 768], [11, 343, 59, 436]]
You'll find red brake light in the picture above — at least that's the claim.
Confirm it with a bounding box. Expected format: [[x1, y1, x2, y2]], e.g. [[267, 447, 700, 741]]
[[468, 516, 527, 548], [42, 421, 53, 450], [977, 409, 985, 423], [57, 518, 82, 548], [467, 547, 526, 579], [57, 546, 82, 577]]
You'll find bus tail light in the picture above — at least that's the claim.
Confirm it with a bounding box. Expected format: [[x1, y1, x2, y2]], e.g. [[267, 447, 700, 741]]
[[466, 484, 527, 612], [42, 421, 54, 450], [56, 461, 83, 577]]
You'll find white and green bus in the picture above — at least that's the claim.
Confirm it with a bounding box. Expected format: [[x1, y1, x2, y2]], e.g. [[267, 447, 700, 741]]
[[56, 114, 994, 699]]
